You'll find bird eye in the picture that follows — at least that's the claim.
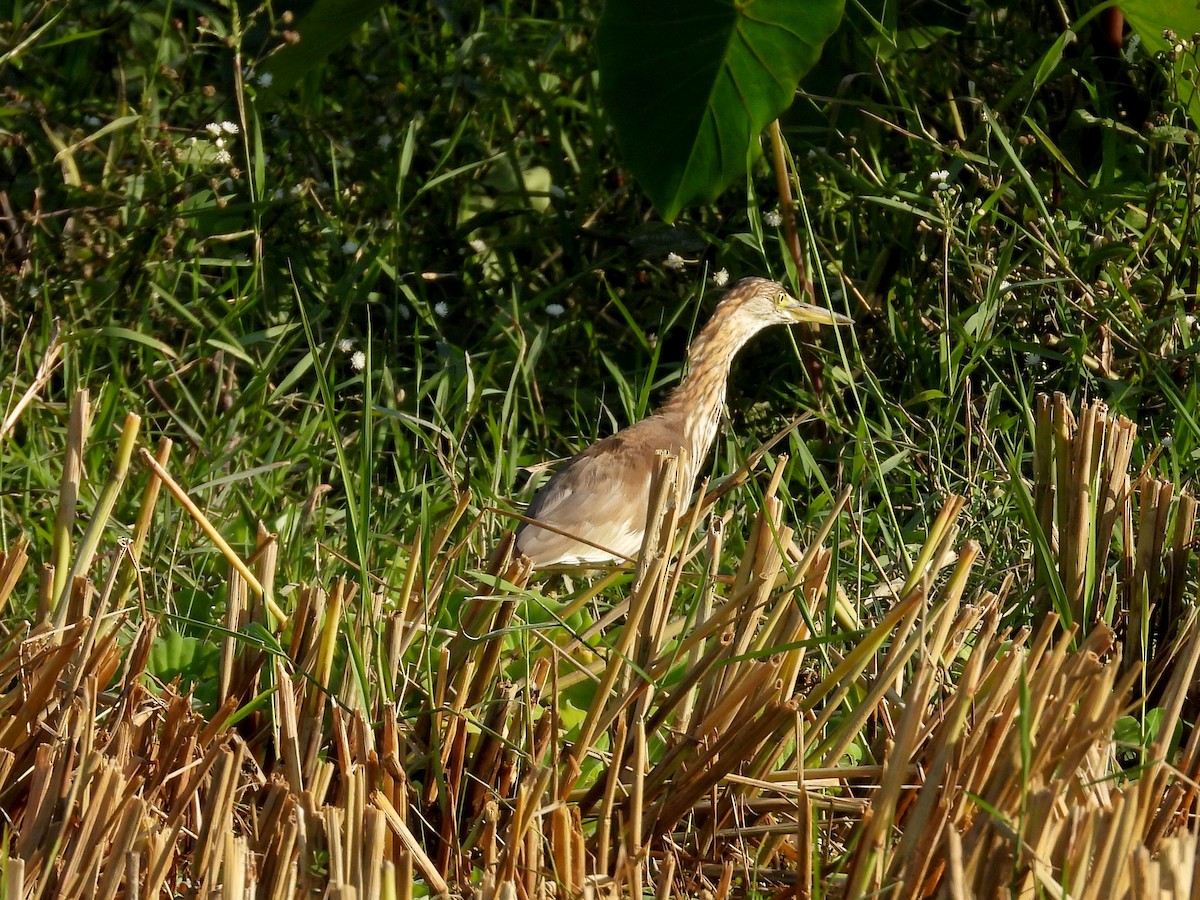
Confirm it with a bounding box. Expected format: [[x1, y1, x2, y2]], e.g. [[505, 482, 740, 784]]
[[774, 291, 787, 307]]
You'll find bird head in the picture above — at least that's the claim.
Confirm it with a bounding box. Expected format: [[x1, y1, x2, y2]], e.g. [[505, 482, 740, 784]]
[[721, 276, 853, 328]]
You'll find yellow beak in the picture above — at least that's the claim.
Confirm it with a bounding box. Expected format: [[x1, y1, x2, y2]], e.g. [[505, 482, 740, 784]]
[[787, 300, 854, 327]]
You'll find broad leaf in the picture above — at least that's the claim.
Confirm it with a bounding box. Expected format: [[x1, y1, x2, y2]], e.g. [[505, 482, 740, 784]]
[[258, 0, 388, 92], [597, 0, 845, 222], [1120, 1, 1200, 130]]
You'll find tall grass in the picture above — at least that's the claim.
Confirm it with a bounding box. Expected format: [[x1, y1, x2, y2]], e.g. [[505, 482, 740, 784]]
[[4, 0, 1200, 895]]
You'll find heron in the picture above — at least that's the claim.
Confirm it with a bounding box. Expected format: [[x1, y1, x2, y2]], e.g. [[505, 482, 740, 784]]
[[514, 276, 851, 568]]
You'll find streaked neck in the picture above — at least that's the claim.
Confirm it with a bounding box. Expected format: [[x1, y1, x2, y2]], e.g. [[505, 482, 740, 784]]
[[657, 305, 763, 486]]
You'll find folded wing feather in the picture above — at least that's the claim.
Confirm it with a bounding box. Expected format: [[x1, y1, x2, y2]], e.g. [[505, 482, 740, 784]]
[[515, 419, 686, 567]]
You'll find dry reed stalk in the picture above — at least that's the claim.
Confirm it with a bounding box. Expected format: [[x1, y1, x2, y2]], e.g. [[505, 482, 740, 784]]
[[637, 453, 688, 663], [874, 606, 1196, 898], [113, 436, 172, 608], [626, 717, 647, 899], [0, 319, 62, 445], [219, 568, 248, 707], [137, 446, 287, 625], [53, 413, 140, 631], [424, 489, 474, 607], [800, 582, 926, 753], [488, 766, 552, 899], [374, 789, 450, 894], [628, 657, 780, 818], [594, 713, 627, 873], [560, 456, 680, 799], [391, 525, 426, 660], [1167, 493, 1196, 610], [35, 562, 54, 622], [193, 742, 244, 883], [49, 390, 90, 615], [0, 391, 1195, 898], [1033, 391, 1195, 667], [462, 682, 518, 821], [718, 495, 788, 699], [0, 536, 29, 615], [647, 698, 799, 843]]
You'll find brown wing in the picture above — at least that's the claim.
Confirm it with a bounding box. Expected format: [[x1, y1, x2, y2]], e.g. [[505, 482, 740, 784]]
[[515, 418, 686, 567]]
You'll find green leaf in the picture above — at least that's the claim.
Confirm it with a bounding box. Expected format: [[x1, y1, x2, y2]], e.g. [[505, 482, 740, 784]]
[[69, 326, 178, 359], [867, 25, 957, 60], [1021, 116, 1085, 185], [1032, 27, 1076, 91], [597, 0, 845, 221], [258, 0, 388, 92], [1145, 124, 1196, 144], [149, 630, 220, 685], [1120, 0, 1200, 129]]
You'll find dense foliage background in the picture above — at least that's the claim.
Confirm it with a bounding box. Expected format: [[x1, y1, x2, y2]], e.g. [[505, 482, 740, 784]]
[[3, 0, 1199, 691]]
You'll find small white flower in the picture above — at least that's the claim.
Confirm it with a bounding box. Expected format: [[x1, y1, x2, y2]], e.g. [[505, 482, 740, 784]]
[[377, 134, 394, 150], [999, 279, 1012, 293], [214, 149, 232, 165], [712, 268, 729, 287], [214, 136, 225, 149], [341, 240, 359, 255], [351, 350, 366, 371], [220, 121, 239, 134], [1163, 434, 1175, 448], [1024, 352, 1042, 370], [290, 184, 304, 196], [398, 304, 412, 320], [257, 72, 274, 87], [338, 338, 354, 353], [545, 303, 565, 317], [469, 238, 487, 254], [929, 169, 950, 184], [763, 209, 783, 228], [434, 301, 449, 317], [205, 122, 222, 136], [664, 252, 686, 271], [84, 115, 101, 127]]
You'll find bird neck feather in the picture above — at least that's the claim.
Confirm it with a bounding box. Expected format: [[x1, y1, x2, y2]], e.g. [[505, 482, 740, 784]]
[[657, 303, 764, 482]]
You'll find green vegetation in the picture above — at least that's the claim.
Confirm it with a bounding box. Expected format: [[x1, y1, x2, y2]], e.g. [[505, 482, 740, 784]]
[[3, 0, 1200, 895]]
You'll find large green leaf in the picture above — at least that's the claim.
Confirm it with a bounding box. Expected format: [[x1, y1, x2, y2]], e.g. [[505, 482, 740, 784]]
[[1120, 1, 1200, 130], [597, 0, 845, 222], [258, 0, 388, 92]]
